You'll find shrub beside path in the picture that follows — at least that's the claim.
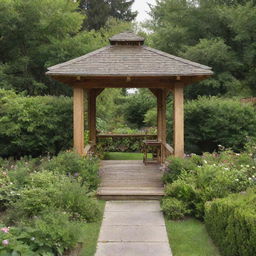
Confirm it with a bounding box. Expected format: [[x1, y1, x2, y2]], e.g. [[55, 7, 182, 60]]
[[95, 201, 172, 256]]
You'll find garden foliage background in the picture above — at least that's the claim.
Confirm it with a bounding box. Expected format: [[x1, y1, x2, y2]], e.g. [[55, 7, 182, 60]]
[[1, 0, 256, 157], [1, 0, 256, 255]]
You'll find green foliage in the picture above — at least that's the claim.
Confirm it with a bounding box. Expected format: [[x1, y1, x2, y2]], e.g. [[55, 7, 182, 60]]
[[183, 97, 256, 154], [121, 89, 156, 129], [57, 181, 100, 222], [0, 225, 34, 256], [0, 0, 86, 95], [79, 0, 137, 30], [148, 0, 256, 98], [0, 89, 72, 157], [42, 151, 100, 190], [0, 152, 102, 255], [163, 156, 198, 183], [205, 188, 256, 256], [162, 198, 189, 220], [18, 210, 82, 255], [163, 149, 256, 219]]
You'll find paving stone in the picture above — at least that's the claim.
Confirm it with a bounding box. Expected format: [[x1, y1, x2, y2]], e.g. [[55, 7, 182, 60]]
[[102, 210, 165, 226], [105, 201, 161, 212], [95, 201, 172, 256], [98, 226, 168, 242], [95, 242, 172, 256]]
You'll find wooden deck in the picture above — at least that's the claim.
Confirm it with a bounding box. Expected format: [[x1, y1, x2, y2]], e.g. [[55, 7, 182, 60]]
[[97, 160, 165, 200]]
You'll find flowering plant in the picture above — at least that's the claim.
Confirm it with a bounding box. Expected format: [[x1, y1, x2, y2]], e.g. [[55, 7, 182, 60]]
[[0, 225, 33, 255]]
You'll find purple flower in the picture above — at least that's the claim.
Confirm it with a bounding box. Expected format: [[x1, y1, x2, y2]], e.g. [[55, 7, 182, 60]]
[[1, 227, 9, 233], [2, 239, 9, 246], [74, 172, 79, 177]]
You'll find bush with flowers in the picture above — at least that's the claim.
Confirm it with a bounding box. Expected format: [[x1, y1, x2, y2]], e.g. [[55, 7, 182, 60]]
[[162, 143, 256, 255], [0, 151, 101, 255], [162, 144, 256, 219], [0, 226, 34, 255]]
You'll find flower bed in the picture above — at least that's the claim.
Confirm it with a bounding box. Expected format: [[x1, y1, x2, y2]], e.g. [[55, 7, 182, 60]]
[[0, 151, 101, 255]]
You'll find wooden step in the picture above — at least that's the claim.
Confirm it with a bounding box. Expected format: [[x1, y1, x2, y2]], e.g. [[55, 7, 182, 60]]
[[98, 160, 164, 200], [97, 187, 164, 200]]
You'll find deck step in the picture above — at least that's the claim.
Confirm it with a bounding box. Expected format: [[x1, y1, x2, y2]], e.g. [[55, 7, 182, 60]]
[[98, 160, 164, 200]]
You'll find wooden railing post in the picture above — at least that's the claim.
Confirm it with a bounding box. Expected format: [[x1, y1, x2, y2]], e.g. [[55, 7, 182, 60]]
[[73, 86, 84, 155], [88, 89, 97, 145], [173, 83, 184, 158]]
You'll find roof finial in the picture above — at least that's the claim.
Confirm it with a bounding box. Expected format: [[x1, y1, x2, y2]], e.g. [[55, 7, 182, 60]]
[[109, 31, 145, 46]]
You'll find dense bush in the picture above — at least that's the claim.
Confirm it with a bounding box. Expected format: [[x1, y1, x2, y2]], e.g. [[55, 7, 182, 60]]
[[19, 210, 82, 255], [42, 151, 100, 190], [205, 189, 256, 256], [0, 151, 101, 255], [0, 225, 34, 255], [163, 149, 256, 219], [167, 97, 256, 154], [161, 198, 189, 220], [184, 97, 256, 154], [162, 155, 199, 184], [0, 89, 73, 157]]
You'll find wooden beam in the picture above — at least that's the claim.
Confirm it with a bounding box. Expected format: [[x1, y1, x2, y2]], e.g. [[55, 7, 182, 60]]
[[49, 75, 210, 88], [87, 89, 97, 145], [148, 88, 158, 97], [95, 88, 105, 97], [173, 84, 184, 158], [73, 86, 84, 155]]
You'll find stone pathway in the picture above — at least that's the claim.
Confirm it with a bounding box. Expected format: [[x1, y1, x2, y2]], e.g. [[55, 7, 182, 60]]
[[95, 201, 172, 256]]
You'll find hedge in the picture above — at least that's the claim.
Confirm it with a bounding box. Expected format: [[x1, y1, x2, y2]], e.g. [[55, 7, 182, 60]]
[[167, 96, 256, 154], [0, 89, 72, 157], [205, 189, 256, 256]]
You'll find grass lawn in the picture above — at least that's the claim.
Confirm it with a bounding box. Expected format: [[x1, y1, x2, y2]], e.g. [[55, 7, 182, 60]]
[[79, 200, 105, 256], [104, 152, 152, 160], [165, 218, 220, 256]]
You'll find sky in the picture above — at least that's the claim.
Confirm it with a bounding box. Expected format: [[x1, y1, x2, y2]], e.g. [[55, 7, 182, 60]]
[[132, 0, 156, 23]]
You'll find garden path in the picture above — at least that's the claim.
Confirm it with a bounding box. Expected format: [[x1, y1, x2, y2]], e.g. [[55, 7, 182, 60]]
[[95, 201, 172, 256]]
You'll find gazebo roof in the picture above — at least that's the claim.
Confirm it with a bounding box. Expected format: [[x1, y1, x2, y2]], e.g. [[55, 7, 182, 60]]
[[46, 32, 213, 78]]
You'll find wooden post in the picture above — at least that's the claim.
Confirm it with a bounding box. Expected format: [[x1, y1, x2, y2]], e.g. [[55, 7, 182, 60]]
[[73, 86, 84, 155], [87, 89, 97, 145], [157, 90, 163, 143], [173, 84, 184, 158]]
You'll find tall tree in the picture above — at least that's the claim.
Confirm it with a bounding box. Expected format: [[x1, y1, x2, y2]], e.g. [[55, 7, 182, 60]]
[[0, 0, 107, 95], [109, 0, 137, 21], [147, 0, 256, 99], [79, 0, 137, 30]]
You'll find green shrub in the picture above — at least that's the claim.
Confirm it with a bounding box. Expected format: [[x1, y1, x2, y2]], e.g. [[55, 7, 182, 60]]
[[8, 170, 100, 222], [167, 97, 256, 154], [43, 151, 100, 190], [162, 198, 189, 220], [58, 181, 100, 222], [0, 224, 34, 255], [163, 151, 256, 219], [205, 189, 256, 256], [163, 156, 197, 184], [18, 210, 82, 255], [0, 89, 72, 157]]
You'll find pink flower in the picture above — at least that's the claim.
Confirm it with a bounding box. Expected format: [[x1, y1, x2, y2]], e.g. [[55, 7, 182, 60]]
[[1, 227, 9, 233], [2, 239, 9, 246]]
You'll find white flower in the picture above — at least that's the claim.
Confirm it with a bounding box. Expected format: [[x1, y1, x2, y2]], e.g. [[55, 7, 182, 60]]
[[246, 165, 250, 168], [249, 178, 252, 181], [235, 179, 239, 181], [204, 160, 208, 164]]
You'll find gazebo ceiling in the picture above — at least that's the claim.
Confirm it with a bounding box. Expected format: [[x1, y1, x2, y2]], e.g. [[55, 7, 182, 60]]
[[46, 31, 213, 88]]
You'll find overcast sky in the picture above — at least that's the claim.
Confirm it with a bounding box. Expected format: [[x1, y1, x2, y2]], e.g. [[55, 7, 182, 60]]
[[132, 0, 156, 23]]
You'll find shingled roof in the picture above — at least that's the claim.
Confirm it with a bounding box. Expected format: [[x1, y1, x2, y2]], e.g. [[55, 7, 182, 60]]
[[46, 32, 213, 77]]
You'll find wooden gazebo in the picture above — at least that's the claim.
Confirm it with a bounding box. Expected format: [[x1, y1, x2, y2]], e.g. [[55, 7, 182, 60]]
[[46, 32, 213, 160]]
